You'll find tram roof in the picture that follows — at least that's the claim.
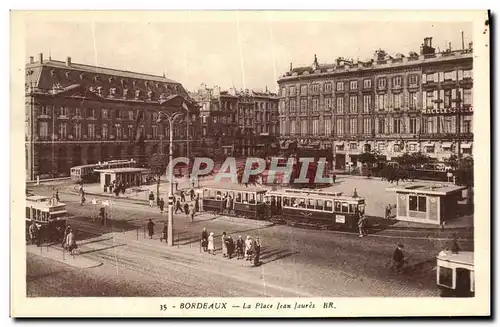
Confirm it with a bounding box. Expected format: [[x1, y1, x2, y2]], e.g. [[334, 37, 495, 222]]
[[26, 195, 51, 202], [202, 183, 268, 193], [437, 250, 474, 267], [267, 189, 365, 201], [94, 168, 150, 174]]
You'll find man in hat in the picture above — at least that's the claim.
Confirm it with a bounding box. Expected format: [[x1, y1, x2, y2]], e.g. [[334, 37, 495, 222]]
[[392, 243, 407, 273], [147, 219, 155, 239]]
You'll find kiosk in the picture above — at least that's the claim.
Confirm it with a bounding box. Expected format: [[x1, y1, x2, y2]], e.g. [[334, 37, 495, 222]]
[[95, 167, 150, 190], [386, 184, 466, 225]]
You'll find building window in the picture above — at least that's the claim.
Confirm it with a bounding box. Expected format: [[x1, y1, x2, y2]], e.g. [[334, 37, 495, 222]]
[[115, 125, 122, 139], [377, 77, 387, 89], [409, 92, 417, 109], [462, 116, 471, 134], [74, 108, 81, 117], [349, 118, 357, 134], [377, 94, 387, 111], [426, 118, 435, 134], [312, 98, 319, 111], [349, 143, 357, 150], [38, 122, 48, 138], [393, 144, 401, 152], [463, 69, 473, 79], [129, 111, 134, 120], [392, 76, 402, 88], [290, 99, 296, 113], [409, 118, 417, 134], [87, 124, 95, 138], [290, 120, 296, 135], [87, 108, 95, 119], [363, 79, 372, 89], [301, 120, 308, 136], [426, 91, 434, 108], [393, 93, 403, 109], [202, 116, 207, 124], [425, 145, 435, 153], [408, 74, 419, 86], [363, 118, 371, 135], [312, 119, 319, 135], [311, 83, 320, 93], [377, 119, 385, 134], [444, 90, 452, 108], [442, 117, 453, 134], [336, 97, 344, 114], [426, 73, 434, 82], [289, 86, 296, 96], [281, 87, 287, 97], [59, 106, 68, 117], [324, 83, 332, 93], [444, 71, 456, 80], [349, 96, 358, 113], [408, 144, 417, 152], [300, 85, 308, 96], [152, 125, 158, 138], [300, 98, 307, 113], [38, 105, 48, 116], [393, 118, 402, 134], [102, 109, 108, 119], [350, 80, 358, 90], [58, 122, 67, 138], [324, 120, 331, 135], [378, 143, 386, 151], [409, 195, 427, 212], [463, 89, 472, 105], [74, 123, 81, 139], [336, 119, 344, 135], [324, 96, 333, 110], [363, 95, 371, 113], [336, 82, 344, 91], [102, 124, 108, 139]]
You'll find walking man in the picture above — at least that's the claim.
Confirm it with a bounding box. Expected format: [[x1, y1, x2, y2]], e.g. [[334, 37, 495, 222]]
[[148, 191, 155, 208], [253, 236, 261, 266], [358, 214, 368, 237], [190, 204, 195, 222], [180, 190, 185, 203], [159, 198, 165, 214], [190, 188, 195, 201], [201, 228, 208, 252], [175, 198, 182, 214], [147, 219, 155, 239], [236, 235, 244, 259]]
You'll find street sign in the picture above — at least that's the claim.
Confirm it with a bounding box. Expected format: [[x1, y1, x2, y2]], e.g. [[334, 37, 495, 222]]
[[168, 195, 174, 205]]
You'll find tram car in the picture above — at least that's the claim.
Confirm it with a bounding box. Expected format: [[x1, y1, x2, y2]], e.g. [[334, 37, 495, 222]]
[[201, 185, 268, 220], [70, 159, 136, 183], [26, 195, 68, 244], [265, 189, 366, 230], [436, 250, 474, 297]]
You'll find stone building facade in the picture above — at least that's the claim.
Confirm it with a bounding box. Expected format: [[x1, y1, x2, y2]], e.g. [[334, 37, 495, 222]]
[[277, 37, 473, 169], [25, 54, 199, 180]]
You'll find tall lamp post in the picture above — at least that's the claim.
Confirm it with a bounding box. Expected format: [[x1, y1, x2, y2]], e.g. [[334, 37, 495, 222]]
[[157, 111, 184, 246]]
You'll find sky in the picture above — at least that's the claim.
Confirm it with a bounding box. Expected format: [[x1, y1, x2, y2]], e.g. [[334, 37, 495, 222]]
[[24, 12, 473, 93]]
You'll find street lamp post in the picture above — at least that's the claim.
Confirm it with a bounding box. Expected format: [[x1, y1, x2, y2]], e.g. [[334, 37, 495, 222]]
[[157, 111, 184, 246]]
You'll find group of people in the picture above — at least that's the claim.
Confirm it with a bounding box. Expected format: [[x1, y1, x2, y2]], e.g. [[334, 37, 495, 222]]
[[104, 180, 130, 197], [201, 228, 262, 266]]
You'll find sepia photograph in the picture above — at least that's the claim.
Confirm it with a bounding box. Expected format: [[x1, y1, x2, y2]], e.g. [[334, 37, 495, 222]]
[[10, 9, 491, 317]]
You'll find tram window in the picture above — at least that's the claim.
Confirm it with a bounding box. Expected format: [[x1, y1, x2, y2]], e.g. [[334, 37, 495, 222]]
[[298, 198, 306, 208], [283, 197, 290, 207], [334, 201, 341, 212], [316, 199, 324, 210], [210, 190, 216, 199], [203, 189, 208, 198], [236, 192, 242, 203], [324, 200, 333, 212], [216, 191, 222, 200], [249, 193, 256, 204], [229, 191, 234, 199], [349, 204, 357, 213], [307, 199, 315, 209], [25, 207, 30, 219], [341, 202, 349, 213], [256, 193, 263, 203], [439, 266, 453, 288], [242, 193, 249, 203], [291, 197, 297, 207]]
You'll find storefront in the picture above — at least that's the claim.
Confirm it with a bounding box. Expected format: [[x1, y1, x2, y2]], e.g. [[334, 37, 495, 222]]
[[386, 184, 466, 225]]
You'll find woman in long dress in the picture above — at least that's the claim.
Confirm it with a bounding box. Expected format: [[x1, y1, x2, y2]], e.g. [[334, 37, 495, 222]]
[[208, 232, 215, 255], [245, 236, 253, 261]]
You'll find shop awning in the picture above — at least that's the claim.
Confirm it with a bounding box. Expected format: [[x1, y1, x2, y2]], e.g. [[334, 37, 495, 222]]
[[424, 143, 435, 147], [460, 143, 472, 149], [441, 142, 453, 148]]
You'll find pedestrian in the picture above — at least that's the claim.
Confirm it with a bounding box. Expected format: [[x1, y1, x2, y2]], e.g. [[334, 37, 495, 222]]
[[65, 228, 78, 255], [161, 222, 168, 243], [147, 219, 155, 239], [194, 193, 200, 213], [80, 192, 86, 206], [184, 202, 189, 216], [109, 184, 113, 194], [159, 198, 165, 214], [175, 181, 179, 191], [55, 190, 60, 202], [149, 191, 155, 207], [190, 204, 195, 222], [208, 232, 215, 255], [236, 235, 244, 259], [385, 204, 392, 219], [253, 236, 261, 266], [332, 174, 337, 184], [175, 199, 182, 214], [222, 232, 228, 257], [28, 221, 38, 245], [201, 228, 208, 252], [180, 190, 185, 202], [190, 188, 195, 201], [451, 235, 461, 254], [226, 235, 234, 259], [245, 236, 253, 261], [358, 214, 367, 237], [392, 243, 407, 274], [226, 195, 232, 215]]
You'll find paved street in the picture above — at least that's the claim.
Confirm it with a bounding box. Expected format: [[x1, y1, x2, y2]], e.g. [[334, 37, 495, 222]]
[[26, 183, 474, 297]]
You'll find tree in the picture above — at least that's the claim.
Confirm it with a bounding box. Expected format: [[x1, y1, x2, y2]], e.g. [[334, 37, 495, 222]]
[[451, 156, 474, 187], [394, 152, 430, 169], [147, 152, 169, 204]]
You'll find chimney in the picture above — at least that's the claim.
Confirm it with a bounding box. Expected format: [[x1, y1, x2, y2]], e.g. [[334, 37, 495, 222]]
[[38, 53, 43, 64], [29, 56, 34, 64], [66, 56, 71, 67]]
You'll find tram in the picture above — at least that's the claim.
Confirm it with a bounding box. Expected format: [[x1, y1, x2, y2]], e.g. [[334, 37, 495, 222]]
[[200, 185, 366, 230], [436, 250, 474, 297], [26, 195, 68, 244], [70, 159, 136, 183], [265, 188, 366, 230], [201, 185, 268, 220]]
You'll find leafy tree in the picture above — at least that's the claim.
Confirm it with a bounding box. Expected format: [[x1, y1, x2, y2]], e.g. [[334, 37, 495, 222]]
[[147, 152, 169, 203], [394, 152, 431, 169], [451, 156, 474, 187]]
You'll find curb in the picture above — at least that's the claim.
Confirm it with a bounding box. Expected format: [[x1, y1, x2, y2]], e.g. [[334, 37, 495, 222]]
[[27, 245, 103, 269]]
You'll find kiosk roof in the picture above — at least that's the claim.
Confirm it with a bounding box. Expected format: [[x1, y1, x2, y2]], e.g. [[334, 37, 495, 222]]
[[386, 183, 466, 196], [94, 168, 150, 174]]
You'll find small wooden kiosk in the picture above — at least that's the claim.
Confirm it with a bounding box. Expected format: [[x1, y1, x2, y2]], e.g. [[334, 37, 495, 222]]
[[95, 167, 150, 189], [386, 183, 466, 225]]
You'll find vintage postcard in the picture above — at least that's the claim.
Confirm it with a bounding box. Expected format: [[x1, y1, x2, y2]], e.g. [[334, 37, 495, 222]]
[[10, 10, 490, 317]]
